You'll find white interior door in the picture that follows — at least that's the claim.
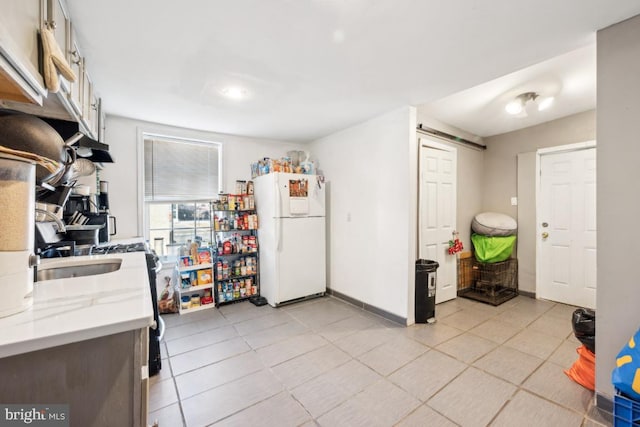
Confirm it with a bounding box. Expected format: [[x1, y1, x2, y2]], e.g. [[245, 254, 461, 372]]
[[538, 147, 597, 308], [419, 139, 457, 303]]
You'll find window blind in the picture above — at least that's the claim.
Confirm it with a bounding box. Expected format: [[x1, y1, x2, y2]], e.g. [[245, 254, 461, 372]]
[[144, 137, 220, 201]]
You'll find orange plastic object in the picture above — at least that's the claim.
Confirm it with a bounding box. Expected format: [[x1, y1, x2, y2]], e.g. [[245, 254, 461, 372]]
[[565, 345, 595, 390]]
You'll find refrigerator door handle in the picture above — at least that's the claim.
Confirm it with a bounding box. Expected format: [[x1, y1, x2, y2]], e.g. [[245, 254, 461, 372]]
[[276, 179, 282, 251], [276, 178, 282, 219]]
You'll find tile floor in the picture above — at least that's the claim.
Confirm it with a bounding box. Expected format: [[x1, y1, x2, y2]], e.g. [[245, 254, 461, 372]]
[[149, 295, 611, 427]]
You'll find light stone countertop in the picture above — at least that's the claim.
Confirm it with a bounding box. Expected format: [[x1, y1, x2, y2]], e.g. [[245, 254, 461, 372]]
[[0, 252, 154, 358]]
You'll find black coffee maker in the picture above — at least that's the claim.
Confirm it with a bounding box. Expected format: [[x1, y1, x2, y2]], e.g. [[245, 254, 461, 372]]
[[62, 181, 116, 243], [97, 180, 110, 213], [64, 194, 93, 214], [83, 213, 117, 243], [93, 181, 116, 242]]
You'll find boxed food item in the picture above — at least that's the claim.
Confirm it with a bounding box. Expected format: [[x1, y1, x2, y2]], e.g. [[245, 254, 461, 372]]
[[180, 272, 191, 289], [201, 289, 214, 305], [197, 249, 211, 264], [197, 268, 213, 285], [215, 194, 229, 210], [235, 180, 247, 195]]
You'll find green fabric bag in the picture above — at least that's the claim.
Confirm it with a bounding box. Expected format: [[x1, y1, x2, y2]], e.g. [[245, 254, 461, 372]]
[[471, 234, 516, 263]]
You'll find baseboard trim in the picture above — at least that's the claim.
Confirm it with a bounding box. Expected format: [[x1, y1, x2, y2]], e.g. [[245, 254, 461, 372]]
[[326, 288, 407, 326], [596, 392, 614, 414], [518, 290, 536, 299]]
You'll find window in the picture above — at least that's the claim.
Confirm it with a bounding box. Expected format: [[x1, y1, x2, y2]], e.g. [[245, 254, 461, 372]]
[[143, 135, 222, 257]]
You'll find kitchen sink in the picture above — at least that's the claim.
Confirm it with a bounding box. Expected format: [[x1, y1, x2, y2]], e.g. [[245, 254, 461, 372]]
[[36, 258, 122, 281]]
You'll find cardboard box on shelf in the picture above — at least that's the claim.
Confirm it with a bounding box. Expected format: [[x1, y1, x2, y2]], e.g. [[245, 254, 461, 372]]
[[197, 268, 213, 285]]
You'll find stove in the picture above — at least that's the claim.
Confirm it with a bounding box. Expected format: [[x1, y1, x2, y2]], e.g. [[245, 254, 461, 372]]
[[91, 241, 150, 255], [93, 240, 164, 376]]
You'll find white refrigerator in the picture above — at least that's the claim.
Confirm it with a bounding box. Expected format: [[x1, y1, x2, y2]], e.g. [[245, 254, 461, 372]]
[[253, 172, 326, 307]]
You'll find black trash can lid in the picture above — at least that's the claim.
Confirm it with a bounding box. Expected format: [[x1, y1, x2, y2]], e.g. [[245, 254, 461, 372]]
[[416, 259, 439, 270]]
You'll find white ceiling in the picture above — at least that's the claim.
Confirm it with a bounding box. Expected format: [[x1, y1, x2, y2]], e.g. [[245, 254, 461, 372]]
[[418, 45, 597, 137], [65, 1, 640, 142]]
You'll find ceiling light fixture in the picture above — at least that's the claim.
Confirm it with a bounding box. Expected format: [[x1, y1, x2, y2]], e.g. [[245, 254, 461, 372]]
[[505, 92, 554, 115], [220, 86, 247, 100], [537, 96, 554, 111]]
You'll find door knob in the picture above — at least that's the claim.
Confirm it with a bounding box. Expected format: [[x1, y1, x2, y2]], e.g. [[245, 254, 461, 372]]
[[541, 232, 549, 239]]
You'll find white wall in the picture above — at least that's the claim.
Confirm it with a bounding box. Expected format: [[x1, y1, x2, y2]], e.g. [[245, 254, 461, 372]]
[[483, 110, 596, 216], [310, 106, 416, 322], [454, 142, 485, 252], [596, 13, 640, 400], [100, 115, 304, 238], [482, 111, 596, 294], [516, 152, 537, 293]]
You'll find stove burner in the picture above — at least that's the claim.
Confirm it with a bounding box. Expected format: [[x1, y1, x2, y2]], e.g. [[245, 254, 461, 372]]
[[91, 242, 150, 255]]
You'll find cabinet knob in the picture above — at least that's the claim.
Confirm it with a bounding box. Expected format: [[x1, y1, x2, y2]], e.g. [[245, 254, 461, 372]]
[[46, 20, 57, 30], [29, 254, 40, 268]]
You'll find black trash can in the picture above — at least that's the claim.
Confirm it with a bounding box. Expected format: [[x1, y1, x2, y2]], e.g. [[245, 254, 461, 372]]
[[415, 259, 439, 323], [572, 308, 596, 353]]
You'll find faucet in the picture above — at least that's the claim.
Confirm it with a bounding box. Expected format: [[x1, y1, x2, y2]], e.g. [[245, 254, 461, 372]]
[[35, 209, 66, 233]]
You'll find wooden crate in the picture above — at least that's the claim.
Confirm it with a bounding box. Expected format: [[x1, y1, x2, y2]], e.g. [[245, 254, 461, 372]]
[[457, 252, 475, 291]]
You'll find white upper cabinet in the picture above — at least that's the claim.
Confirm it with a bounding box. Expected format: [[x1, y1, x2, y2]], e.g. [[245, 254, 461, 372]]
[[45, 0, 71, 93], [67, 23, 83, 115], [88, 87, 100, 139], [80, 64, 99, 138], [0, 0, 47, 103], [0, 0, 103, 140]]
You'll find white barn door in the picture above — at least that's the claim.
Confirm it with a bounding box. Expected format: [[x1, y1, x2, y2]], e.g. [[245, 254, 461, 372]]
[[419, 139, 457, 303]]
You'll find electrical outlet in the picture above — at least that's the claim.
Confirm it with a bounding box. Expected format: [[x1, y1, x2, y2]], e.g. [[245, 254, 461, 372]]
[[510, 197, 518, 206], [347, 212, 351, 222]]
